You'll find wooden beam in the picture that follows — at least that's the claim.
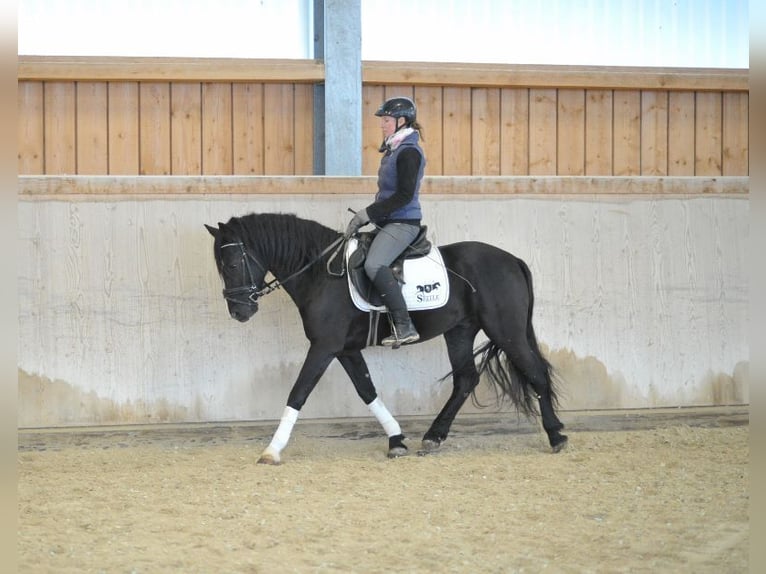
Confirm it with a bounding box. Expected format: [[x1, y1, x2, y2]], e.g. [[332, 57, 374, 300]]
[[363, 61, 749, 92], [18, 56, 325, 83], [18, 56, 748, 92], [18, 175, 749, 198]]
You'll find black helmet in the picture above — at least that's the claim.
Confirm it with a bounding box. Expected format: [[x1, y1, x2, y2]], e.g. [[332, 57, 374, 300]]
[[375, 97, 416, 123]]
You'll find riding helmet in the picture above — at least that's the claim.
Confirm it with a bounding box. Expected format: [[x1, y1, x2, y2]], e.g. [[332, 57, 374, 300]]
[[375, 97, 417, 123]]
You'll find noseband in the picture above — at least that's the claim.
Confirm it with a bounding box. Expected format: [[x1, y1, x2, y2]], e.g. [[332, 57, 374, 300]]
[[220, 242, 276, 306]]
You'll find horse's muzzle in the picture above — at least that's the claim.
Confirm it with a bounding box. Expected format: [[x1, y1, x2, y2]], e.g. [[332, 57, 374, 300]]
[[230, 303, 258, 322]]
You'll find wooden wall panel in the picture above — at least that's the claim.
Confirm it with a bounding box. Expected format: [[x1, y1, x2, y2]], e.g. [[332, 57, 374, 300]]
[[442, 87, 472, 175], [641, 91, 668, 175], [293, 84, 314, 175], [44, 82, 76, 174], [557, 89, 585, 175], [202, 83, 233, 175], [613, 90, 641, 175], [108, 82, 139, 174], [76, 82, 108, 174], [362, 85, 385, 175], [500, 88, 529, 175], [170, 83, 202, 175], [384, 85, 414, 101], [471, 88, 501, 175], [16, 62, 748, 178], [695, 92, 723, 175], [263, 84, 295, 175], [139, 83, 171, 175], [668, 91, 695, 176], [232, 83, 264, 175], [585, 89, 612, 175], [17, 81, 45, 174], [414, 86, 443, 176], [529, 89, 557, 175], [722, 92, 749, 175]]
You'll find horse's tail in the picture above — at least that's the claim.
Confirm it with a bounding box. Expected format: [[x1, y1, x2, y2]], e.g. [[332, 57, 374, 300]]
[[470, 340, 534, 417], [472, 257, 560, 418]]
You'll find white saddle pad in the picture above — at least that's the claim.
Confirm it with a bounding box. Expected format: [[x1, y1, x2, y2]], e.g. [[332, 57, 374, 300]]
[[345, 237, 450, 312]]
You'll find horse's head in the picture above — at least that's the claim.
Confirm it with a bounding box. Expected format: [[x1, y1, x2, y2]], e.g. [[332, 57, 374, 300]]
[[205, 222, 267, 323]]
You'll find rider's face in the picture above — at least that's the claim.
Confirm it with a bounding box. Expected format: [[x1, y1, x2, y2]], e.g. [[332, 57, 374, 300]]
[[380, 115, 401, 139]]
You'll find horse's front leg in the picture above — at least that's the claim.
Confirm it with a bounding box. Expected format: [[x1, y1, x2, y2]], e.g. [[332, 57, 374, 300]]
[[337, 351, 407, 458], [258, 345, 335, 465]]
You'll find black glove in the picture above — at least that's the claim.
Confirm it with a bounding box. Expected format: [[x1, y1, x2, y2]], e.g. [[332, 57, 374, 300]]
[[345, 208, 369, 237]]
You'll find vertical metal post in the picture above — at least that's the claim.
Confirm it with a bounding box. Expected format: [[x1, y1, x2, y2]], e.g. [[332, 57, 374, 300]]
[[312, 0, 326, 175], [322, 0, 362, 175]]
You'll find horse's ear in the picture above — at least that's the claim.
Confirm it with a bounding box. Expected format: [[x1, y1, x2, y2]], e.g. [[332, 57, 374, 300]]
[[204, 224, 219, 238]]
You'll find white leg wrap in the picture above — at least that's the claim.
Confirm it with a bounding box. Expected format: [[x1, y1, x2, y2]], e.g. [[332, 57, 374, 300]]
[[267, 406, 300, 454], [368, 397, 402, 437]]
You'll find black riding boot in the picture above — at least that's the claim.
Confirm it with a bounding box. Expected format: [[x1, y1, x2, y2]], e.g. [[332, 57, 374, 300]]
[[372, 267, 420, 347]]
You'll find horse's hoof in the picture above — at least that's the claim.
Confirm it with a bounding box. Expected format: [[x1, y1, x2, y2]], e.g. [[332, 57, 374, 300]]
[[257, 449, 281, 465], [420, 438, 442, 453], [257, 455, 280, 465], [387, 446, 409, 459], [551, 435, 568, 453], [387, 434, 408, 458]]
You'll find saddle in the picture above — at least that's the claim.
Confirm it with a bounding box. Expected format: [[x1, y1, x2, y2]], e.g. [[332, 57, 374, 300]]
[[347, 226, 432, 307]]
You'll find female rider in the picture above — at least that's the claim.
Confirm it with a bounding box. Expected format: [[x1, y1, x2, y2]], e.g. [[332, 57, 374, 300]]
[[345, 96, 426, 347]]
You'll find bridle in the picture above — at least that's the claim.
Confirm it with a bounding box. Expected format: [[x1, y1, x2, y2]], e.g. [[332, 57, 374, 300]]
[[220, 236, 346, 307], [220, 241, 274, 306]]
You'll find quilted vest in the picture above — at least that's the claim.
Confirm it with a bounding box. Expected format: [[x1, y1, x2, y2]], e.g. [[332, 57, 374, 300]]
[[374, 131, 425, 222]]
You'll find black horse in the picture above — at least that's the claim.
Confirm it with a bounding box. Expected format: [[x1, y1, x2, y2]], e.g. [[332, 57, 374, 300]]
[[205, 212, 566, 464]]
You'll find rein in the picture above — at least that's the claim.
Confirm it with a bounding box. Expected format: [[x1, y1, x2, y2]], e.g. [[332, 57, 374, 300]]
[[221, 235, 346, 305]]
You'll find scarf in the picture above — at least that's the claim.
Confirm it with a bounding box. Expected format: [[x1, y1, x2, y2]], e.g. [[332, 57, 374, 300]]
[[380, 127, 415, 153]]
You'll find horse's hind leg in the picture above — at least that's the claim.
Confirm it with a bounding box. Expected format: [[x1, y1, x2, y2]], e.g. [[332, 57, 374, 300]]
[[500, 340, 568, 452], [479, 306, 567, 452], [534, 370, 567, 452], [421, 323, 481, 452]]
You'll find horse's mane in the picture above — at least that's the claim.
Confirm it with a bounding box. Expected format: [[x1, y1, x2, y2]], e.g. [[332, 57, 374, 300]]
[[226, 212, 341, 277]]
